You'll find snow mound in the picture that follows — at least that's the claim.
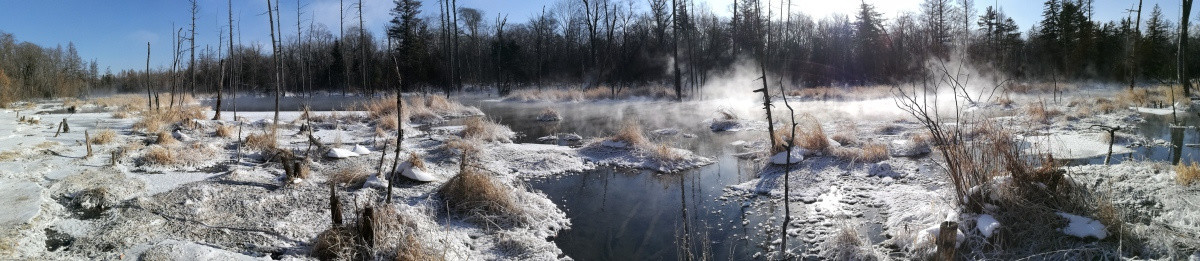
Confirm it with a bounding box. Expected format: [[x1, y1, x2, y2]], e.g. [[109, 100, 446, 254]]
[[888, 139, 930, 157], [976, 214, 1000, 238], [0, 180, 41, 227], [1056, 212, 1107, 239], [398, 161, 436, 182], [325, 148, 360, 158], [709, 119, 741, 132], [914, 223, 964, 250], [770, 148, 806, 165], [132, 239, 267, 260], [352, 144, 371, 155]]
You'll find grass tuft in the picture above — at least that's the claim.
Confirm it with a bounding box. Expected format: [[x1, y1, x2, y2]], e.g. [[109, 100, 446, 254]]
[[329, 165, 370, 188], [155, 131, 178, 145], [215, 125, 234, 138], [462, 117, 514, 143], [439, 166, 522, 227], [243, 132, 277, 151], [611, 121, 649, 146], [144, 146, 175, 165], [1175, 162, 1200, 186], [90, 129, 117, 145]]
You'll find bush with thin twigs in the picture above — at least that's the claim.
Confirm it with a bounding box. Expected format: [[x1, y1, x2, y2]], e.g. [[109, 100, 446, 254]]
[[243, 132, 277, 151], [215, 125, 234, 138], [462, 117, 515, 143], [90, 129, 117, 145], [1175, 162, 1200, 186], [439, 166, 523, 227]]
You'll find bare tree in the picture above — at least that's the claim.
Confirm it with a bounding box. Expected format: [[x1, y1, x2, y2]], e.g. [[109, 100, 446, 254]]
[[672, 0, 682, 101], [189, 0, 198, 97], [146, 42, 152, 111], [358, 0, 367, 95], [267, 0, 282, 129]]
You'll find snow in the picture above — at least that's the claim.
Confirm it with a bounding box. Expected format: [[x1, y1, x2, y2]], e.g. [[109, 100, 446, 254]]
[[352, 144, 371, 155], [770, 148, 806, 165], [397, 161, 436, 182], [976, 214, 1000, 238], [914, 223, 964, 250], [1056, 212, 1107, 239], [325, 148, 360, 158], [600, 140, 629, 148], [0, 180, 41, 227], [129, 239, 267, 260]]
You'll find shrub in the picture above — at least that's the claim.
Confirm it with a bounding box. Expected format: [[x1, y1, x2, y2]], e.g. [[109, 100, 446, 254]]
[[90, 129, 117, 145], [329, 165, 370, 188], [1175, 162, 1200, 186], [439, 166, 522, 227]]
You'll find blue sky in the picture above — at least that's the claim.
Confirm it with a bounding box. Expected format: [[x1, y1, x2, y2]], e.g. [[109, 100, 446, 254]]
[[0, 0, 1189, 72]]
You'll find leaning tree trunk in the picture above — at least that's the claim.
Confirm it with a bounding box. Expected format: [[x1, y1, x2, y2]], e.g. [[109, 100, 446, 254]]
[[1181, 0, 1194, 96]]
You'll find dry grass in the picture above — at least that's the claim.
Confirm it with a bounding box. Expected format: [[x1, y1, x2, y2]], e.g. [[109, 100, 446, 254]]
[[796, 117, 830, 152], [132, 106, 207, 133], [329, 165, 370, 188], [90, 129, 117, 145], [91, 94, 148, 110], [111, 110, 132, 119], [243, 132, 277, 151], [859, 143, 889, 162], [1005, 82, 1079, 94], [650, 144, 682, 162], [996, 96, 1014, 107], [408, 153, 426, 171], [1175, 161, 1200, 186], [445, 138, 481, 155], [311, 205, 437, 261], [155, 131, 178, 146], [439, 166, 522, 227], [0, 150, 22, 161], [1026, 102, 1063, 124], [379, 114, 399, 131], [143, 146, 175, 165], [461, 117, 514, 143], [610, 121, 649, 146], [215, 125, 234, 138]]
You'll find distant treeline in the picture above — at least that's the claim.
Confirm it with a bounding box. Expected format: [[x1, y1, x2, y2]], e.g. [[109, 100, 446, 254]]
[[0, 32, 98, 105], [2, 0, 1198, 103]]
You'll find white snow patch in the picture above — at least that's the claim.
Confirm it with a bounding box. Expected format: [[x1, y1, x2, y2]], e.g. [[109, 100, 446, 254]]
[[770, 148, 806, 165], [1056, 212, 1107, 239], [351, 144, 372, 155], [976, 214, 1000, 238], [325, 148, 360, 158], [0, 180, 41, 227]]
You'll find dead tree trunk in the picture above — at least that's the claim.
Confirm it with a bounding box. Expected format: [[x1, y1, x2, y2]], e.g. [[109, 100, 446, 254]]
[[1180, 0, 1194, 96], [267, 0, 282, 131], [146, 42, 153, 112]]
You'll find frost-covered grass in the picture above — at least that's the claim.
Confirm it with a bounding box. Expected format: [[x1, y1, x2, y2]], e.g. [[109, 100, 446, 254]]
[[462, 117, 516, 143]]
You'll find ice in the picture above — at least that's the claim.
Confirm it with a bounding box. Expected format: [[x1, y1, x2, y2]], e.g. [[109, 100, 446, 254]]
[[1056, 212, 1107, 239], [325, 148, 360, 158], [976, 214, 1000, 238], [130, 239, 267, 260], [0, 180, 41, 227]]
